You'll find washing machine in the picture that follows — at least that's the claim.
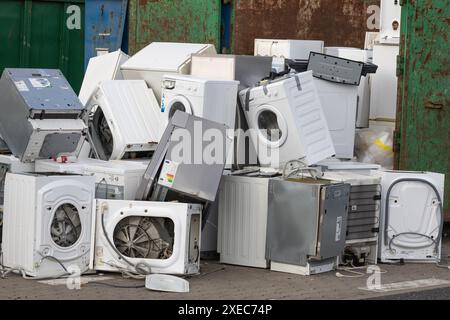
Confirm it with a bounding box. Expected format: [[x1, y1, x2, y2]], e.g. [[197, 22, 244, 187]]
[[376, 170, 445, 263], [35, 158, 104, 174], [92, 199, 202, 275], [238, 71, 335, 168], [0, 69, 87, 163], [161, 74, 239, 167], [79, 50, 129, 106], [2, 173, 95, 277], [86, 80, 165, 161], [121, 42, 216, 102]]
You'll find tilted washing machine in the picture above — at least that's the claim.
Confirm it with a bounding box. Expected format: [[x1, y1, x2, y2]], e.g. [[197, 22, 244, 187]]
[[0, 69, 87, 163], [376, 170, 445, 263], [79, 50, 129, 106], [121, 42, 216, 102], [238, 71, 335, 168], [2, 173, 95, 277], [92, 199, 202, 275], [86, 80, 165, 161]]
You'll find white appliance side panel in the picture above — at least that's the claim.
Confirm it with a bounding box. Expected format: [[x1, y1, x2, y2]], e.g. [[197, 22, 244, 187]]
[[370, 45, 399, 121], [286, 72, 336, 165], [314, 79, 358, 159], [191, 55, 236, 81], [2, 174, 37, 273], [379, 0, 402, 44], [218, 176, 269, 268], [98, 80, 165, 144], [79, 50, 129, 105], [121, 42, 216, 72]]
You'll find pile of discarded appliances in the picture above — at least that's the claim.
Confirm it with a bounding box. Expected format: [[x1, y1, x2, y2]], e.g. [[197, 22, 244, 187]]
[[0, 40, 445, 292]]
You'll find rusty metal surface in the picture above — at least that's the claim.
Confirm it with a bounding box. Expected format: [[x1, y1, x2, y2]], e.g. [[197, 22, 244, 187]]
[[233, 0, 380, 54], [395, 0, 450, 221], [127, 0, 221, 54]]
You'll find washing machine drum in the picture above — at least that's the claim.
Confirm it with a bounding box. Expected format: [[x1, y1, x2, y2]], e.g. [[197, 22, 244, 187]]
[[248, 104, 288, 148], [167, 96, 193, 119]]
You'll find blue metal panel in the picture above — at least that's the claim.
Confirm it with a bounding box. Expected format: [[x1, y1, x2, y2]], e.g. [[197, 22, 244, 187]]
[[84, 0, 128, 69]]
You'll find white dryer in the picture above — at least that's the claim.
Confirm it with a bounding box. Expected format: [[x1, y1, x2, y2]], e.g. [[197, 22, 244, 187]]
[[376, 170, 445, 263], [238, 71, 335, 168], [92, 200, 202, 275], [161, 75, 239, 167], [86, 80, 165, 160], [2, 173, 95, 277], [121, 42, 216, 102], [314, 78, 358, 159]]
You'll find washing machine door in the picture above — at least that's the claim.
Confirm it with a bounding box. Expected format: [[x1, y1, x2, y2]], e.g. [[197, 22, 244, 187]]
[[249, 104, 288, 148], [385, 178, 442, 250], [166, 95, 193, 119]]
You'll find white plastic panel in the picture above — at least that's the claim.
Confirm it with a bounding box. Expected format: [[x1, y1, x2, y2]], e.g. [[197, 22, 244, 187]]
[[254, 39, 324, 59], [79, 50, 129, 105], [379, 0, 402, 44], [218, 175, 270, 268], [370, 45, 399, 121]]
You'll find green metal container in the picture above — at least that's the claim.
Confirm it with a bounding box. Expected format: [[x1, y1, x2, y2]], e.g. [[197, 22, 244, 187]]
[[396, 0, 450, 220], [127, 0, 221, 55], [0, 0, 85, 93]]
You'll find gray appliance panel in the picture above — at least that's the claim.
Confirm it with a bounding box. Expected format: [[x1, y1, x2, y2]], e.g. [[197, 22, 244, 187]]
[[1, 69, 83, 112], [315, 183, 351, 260], [137, 111, 230, 203], [0, 136, 8, 153], [266, 179, 350, 266], [234, 56, 273, 90], [308, 53, 364, 85], [266, 179, 321, 266]]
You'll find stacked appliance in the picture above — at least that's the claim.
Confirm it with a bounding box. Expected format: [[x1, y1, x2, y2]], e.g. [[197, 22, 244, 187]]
[[0, 69, 87, 163], [238, 71, 335, 168], [121, 42, 216, 102]]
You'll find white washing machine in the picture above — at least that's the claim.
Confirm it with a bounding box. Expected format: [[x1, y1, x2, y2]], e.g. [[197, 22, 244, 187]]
[[86, 80, 165, 160], [376, 170, 445, 263], [79, 50, 129, 106], [121, 42, 216, 102], [2, 173, 95, 277], [161, 74, 239, 167], [35, 158, 104, 174], [238, 71, 335, 168], [92, 199, 202, 275], [314, 78, 359, 159]]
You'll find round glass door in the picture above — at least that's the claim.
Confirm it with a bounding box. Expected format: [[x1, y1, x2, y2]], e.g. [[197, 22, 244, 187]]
[[253, 105, 288, 148], [167, 96, 193, 119]]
